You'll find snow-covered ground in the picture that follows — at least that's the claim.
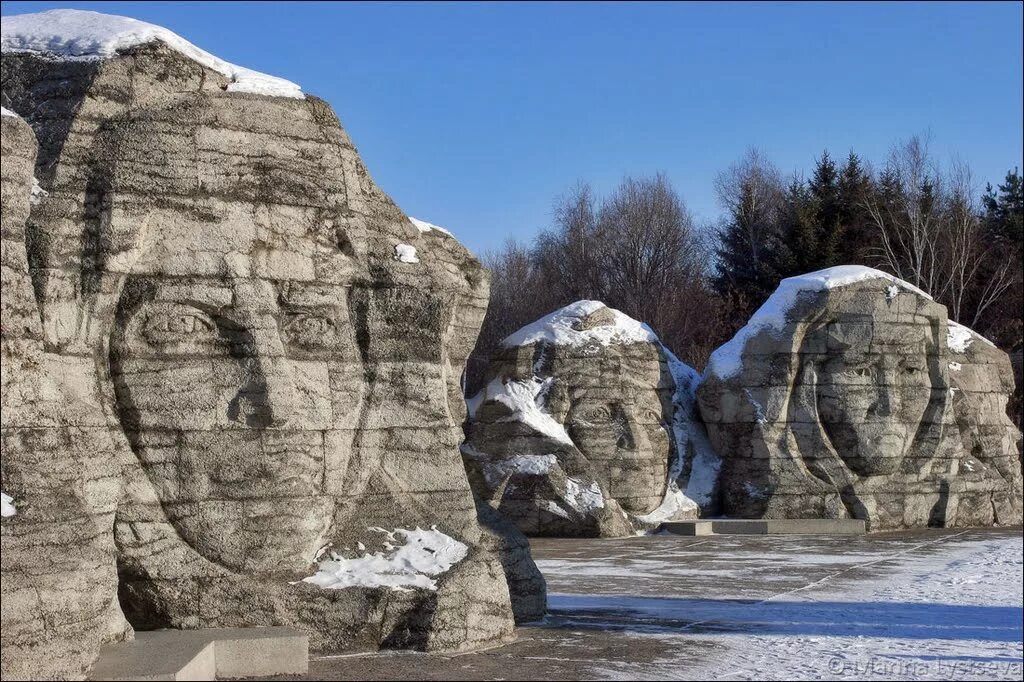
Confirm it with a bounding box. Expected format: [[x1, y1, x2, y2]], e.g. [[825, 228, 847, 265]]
[[538, 532, 1023, 681]]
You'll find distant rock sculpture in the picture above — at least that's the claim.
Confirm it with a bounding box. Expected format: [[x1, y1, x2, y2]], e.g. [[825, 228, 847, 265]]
[[1, 9, 541, 679], [697, 266, 1023, 530], [463, 301, 719, 537]]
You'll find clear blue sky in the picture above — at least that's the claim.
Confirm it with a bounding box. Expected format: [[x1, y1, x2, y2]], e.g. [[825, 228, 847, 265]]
[[3, 1, 1022, 255]]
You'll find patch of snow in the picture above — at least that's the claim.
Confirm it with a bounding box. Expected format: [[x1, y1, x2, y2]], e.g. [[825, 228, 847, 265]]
[[30, 178, 48, 205], [1, 492, 16, 517], [744, 388, 767, 425], [638, 348, 720, 522], [949, 361, 962, 372], [409, 217, 454, 238], [947, 323, 974, 354], [467, 376, 572, 444], [1, 9, 304, 99], [635, 484, 697, 526], [885, 284, 900, 300], [300, 526, 467, 592], [706, 266, 932, 380], [394, 243, 420, 264], [1, 106, 20, 118], [564, 477, 605, 513], [472, 453, 560, 488], [947, 320, 996, 354], [502, 300, 658, 348], [541, 533, 1022, 682]]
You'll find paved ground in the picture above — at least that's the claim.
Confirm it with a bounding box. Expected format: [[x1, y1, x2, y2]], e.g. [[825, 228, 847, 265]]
[[276, 527, 1024, 681]]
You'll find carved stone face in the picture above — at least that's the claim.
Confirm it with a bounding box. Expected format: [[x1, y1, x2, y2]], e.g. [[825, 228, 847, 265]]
[[560, 351, 672, 514], [810, 319, 934, 476], [110, 236, 365, 574]]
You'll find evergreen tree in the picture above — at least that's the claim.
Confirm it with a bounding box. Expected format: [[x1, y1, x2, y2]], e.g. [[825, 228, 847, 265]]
[[776, 177, 816, 276], [984, 167, 1023, 243], [807, 150, 842, 266], [712, 178, 790, 310], [835, 152, 874, 262]]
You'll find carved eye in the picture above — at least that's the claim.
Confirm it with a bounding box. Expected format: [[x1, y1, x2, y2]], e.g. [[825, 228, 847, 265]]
[[843, 365, 872, 379], [141, 306, 217, 347], [575, 405, 612, 423], [282, 313, 337, 349], [903, 363, 923, 375], [644, 409, 664, 423]]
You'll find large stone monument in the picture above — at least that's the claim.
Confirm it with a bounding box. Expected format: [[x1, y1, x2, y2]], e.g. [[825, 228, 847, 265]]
[[1, 9, 541, 680], [464, 301, 719, 537], [2, 104, 133, 681], [697, 266, 1023, 529]]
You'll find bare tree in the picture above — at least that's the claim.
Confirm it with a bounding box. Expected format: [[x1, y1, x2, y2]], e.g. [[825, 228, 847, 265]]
[[468, 174, 729, 391], [712, 148, 787, 272], [866, 137, 1014, 326]]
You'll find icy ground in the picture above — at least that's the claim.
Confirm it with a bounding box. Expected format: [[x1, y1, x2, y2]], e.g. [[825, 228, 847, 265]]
[[285, 528, 1022, 681], [540, 530, 1023, 680]]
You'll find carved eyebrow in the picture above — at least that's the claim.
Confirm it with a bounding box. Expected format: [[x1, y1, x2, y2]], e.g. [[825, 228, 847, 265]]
[[277, 283, 346, 307], [153, 284, 232, 309]]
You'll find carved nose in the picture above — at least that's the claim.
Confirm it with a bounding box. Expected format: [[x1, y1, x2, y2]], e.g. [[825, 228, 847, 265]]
[[615, 415, 638, 450], [254, 354, 295, 427], [869, 387, 894, 418], [229, 273, 296, 428]]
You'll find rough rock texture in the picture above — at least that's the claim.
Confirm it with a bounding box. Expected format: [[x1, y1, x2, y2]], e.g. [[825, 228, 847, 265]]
[[1, 109, 132, 680], [697, 269, 1023, 530], [463, 301, 717, 537], [2, 21, 540, 676], [473, 497, 547, 623], [947, 323, 1024, 507]]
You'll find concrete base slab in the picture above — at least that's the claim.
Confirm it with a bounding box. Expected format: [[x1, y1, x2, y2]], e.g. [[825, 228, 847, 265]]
[[89, 626, 308, 681], [662, 518, 866, 536]]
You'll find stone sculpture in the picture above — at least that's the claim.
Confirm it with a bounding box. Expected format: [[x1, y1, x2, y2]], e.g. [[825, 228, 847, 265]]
[[1, 9, 541, 680], [697, 266, 1023, 529], [2, 104, 133, 681], [463, 301, 719, 537]]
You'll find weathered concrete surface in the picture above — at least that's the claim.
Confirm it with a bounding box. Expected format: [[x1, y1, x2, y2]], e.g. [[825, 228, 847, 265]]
[[88, 626, 308, 681], [698, 272, 1023, 531], [464, 301, 718, 538], [251, 527, 1023, 680], [2, 22, 540, 674], [2, 108, 132, 680]]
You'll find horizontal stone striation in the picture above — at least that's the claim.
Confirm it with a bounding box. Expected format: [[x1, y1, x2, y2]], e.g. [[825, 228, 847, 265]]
[[464, 304, 676, 537], [697, 280, 1023, 530], [1, 39, 534, 677], [2, 109, 132, 681]]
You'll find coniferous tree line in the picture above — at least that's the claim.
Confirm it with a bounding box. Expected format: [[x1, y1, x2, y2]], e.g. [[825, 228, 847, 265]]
[[468, 137, 1023, 427]]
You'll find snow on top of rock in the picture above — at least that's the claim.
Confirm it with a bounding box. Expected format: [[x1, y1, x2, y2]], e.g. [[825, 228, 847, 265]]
[[467, 376, 573, 444], [946, 320, 996, 354], [463, 451, 560, 488], [410, 217, 455, 239], [637, 347, 719, 525], [705, 266, 932, 380], [300, 526, 467, 592], [564, 477, 605, 513], [502, 300, 659, 348], [394, 244, 420, 264], [1, 106, 20, 118], [1, 9, 303, 99], [1, 492, 16, 518]]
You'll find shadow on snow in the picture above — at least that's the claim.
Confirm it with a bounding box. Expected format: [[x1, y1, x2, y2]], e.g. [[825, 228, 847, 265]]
[[532, 593, 1023, 643]]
